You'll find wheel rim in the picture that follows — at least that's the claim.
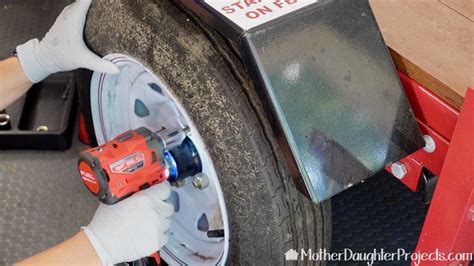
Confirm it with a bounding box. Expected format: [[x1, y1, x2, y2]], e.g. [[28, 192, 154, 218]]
[[90, 54, 230, 265]]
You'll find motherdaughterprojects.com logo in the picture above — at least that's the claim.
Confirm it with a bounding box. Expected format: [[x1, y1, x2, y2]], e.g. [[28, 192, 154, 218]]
[[284, 248, 473, 265]]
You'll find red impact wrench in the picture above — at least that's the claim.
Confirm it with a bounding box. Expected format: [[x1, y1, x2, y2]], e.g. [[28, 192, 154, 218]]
[[78, 126, 202, 204], [78, 126, 202, 263]]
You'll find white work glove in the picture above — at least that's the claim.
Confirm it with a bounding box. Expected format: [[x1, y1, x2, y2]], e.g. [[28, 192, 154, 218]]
[[83, 183, 174, 265], [16, 0, 119, 83]]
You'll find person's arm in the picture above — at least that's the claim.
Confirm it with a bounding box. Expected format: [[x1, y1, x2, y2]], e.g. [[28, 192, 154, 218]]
[[15, 231, 101, 265], [17, 183, 174, 265], [0, 0, 119, 110], [0, 57, 33, 110]]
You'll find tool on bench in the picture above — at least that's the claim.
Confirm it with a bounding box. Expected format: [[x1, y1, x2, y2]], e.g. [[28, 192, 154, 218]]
[[78, 126, 202, 205]]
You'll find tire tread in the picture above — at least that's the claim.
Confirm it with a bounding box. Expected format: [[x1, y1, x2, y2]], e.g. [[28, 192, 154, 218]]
[[82, 1, 331, 264]]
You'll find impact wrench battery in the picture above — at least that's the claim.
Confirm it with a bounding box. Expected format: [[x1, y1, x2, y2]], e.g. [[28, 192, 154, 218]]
[[78, 126, 202, 204]]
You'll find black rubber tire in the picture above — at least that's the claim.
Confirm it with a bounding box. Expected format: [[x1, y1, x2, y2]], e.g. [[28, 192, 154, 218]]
[[79, 0, 331, 264]]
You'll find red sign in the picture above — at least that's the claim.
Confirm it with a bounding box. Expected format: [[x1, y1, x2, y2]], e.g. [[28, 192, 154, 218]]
[[205, 0, 318, 30]]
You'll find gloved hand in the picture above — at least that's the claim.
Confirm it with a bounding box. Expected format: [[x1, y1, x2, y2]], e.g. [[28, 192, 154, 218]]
[[83, 183, 174, 265], [16, 0, 119, 83]]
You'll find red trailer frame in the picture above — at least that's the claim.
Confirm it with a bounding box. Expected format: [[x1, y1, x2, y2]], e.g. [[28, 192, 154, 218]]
[[387, 72, 474, 265]]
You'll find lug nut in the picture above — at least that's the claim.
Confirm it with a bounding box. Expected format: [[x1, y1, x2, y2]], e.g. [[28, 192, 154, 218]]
[[391, 162, 407, 179], [0, 112, 11, 130], [171, 179, 186, 188], [0, 114, 10, 126], [193, 173, 209, 190], [36, 125, 49, 132], [423, 135, 436, 153]]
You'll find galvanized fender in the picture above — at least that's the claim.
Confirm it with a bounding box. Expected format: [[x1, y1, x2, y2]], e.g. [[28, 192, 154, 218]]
[[176, 0, 424, 202]]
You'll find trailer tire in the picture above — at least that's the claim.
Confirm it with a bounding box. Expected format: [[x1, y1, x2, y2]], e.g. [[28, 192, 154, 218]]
[[78, 0, 331, 264]]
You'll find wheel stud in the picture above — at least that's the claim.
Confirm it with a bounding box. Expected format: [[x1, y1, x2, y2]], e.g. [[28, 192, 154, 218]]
[[193, 173, 209, 189], [171, 179, 186, 188]]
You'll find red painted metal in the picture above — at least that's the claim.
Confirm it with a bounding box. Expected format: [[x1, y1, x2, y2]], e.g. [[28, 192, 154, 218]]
[[385, 72, 460, 191], [385, 73, 473, 264], [413, 87, 474, 265], [400, 72, 459, 140], [78, 113, 91, 145], [150, 252, 161, 265]]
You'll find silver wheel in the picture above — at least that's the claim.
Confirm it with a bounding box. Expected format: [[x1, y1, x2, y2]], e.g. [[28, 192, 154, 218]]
[[90, 54, 230, 265]]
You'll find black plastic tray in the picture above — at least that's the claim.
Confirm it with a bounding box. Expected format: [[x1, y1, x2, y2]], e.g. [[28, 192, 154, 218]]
[[0, 72, 77, 150]]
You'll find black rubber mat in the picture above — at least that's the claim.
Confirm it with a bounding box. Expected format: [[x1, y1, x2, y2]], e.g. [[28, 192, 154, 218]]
[[0, 0, 73, 59], [0, 1, 96, 264], [0, 124, 98, 265], [330, 171, 428, 265]]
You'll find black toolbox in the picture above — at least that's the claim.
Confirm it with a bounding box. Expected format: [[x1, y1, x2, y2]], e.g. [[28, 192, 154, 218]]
[[0, 0, 77, 150], [0, 72, 77, 150]]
